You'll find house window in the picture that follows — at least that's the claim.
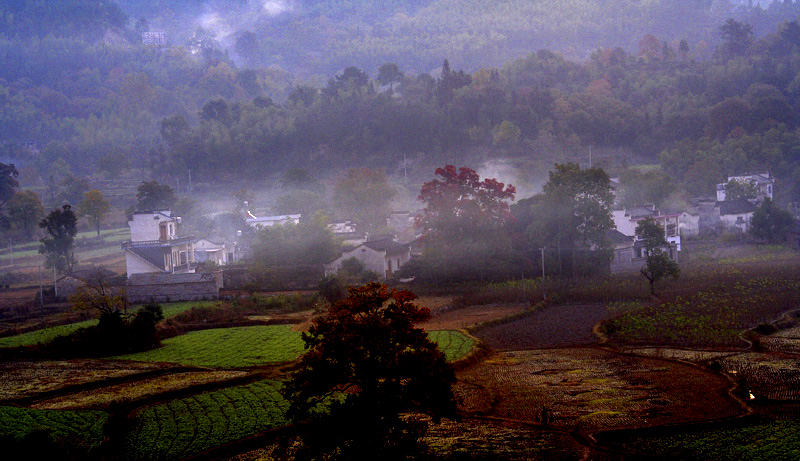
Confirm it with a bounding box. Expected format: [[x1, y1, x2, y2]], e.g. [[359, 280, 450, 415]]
[[180, 251, 187, 265]]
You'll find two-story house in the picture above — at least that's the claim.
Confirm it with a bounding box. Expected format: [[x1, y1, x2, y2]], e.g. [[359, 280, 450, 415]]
[[123, 211, 196, 276], [716, 172, 774, 202]]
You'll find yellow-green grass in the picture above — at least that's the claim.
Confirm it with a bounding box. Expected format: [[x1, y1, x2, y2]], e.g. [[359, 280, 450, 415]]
[[428, 330, 475, 362], [113, 325, 305, 367], [0, 405, 107, 446], [113, 326, 475, 368], [124, 380, 288, 460], [0, 228, 130, 261], [0, 301, 215, 348]]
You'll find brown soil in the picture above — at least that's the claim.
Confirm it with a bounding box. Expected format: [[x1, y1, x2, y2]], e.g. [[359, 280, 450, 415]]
[[420, 304, 529, 331]]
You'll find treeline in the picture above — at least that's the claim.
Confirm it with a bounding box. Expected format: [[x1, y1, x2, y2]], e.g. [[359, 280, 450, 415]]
[[2, 1, 800, 203]]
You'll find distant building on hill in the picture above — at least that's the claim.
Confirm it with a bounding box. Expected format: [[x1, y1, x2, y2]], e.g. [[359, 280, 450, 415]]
[[142, 31, 168, 47]]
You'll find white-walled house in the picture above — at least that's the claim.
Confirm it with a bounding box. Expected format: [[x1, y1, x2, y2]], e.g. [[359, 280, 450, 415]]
[[325, 238, 411, 280], [245, 214, 301, 228], [193, 237, 237, 266], [612, 205, 681, 250], [716, 172, 774, 202], [123, 211, 195, 276], [716, 199, 756, 233]]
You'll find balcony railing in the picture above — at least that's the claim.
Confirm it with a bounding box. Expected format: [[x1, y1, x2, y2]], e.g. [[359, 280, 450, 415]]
[[121, 235, 195, 249]]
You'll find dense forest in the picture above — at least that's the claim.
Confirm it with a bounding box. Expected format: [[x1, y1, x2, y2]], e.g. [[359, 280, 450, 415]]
[[1, 0, 800, 208]]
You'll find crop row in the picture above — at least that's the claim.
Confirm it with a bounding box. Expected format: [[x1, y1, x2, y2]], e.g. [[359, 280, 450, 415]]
[[0, 405, 107, 445], [124, 380, 288, 460], [620, 420, 800, 460], [113, 325, 305, 367]]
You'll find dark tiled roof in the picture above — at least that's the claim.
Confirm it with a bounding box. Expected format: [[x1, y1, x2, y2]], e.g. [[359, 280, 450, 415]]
[[717, 199, 756, 215], [128, 272, 218, 286], [627, 206, 657, 219], [606, 229, 633, 245], [363, 239, 409, 254], [127, 246, 167, 270]]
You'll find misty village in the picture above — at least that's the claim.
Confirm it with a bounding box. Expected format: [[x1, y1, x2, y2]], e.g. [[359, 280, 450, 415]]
[[3, 1, 800, 460]]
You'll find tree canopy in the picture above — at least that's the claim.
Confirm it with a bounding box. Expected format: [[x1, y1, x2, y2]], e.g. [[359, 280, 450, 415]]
[[635, 217, 679, 295], [282, 282, 457, 460], [39, 204, 78, 273]]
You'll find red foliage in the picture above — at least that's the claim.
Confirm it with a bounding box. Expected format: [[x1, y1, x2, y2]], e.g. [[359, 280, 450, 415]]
[[416, 165, 516, 239]]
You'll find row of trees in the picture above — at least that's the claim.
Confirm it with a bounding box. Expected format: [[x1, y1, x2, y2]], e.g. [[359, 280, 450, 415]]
[[5, 13, 800, 205]]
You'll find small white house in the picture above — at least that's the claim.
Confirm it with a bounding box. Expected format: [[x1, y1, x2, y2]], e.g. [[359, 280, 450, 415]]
[[123, 211, 195, 276], [716, 172, 774, 202], [246, 213, 301, 228], [716, 199, 756, 233], [612, 205, 681, 250], [193, 237, 236, 266], [325, 238, 411, 280]]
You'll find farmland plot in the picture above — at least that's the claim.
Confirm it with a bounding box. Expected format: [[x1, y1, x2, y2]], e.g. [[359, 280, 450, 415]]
[[32, 370, 249, 410], [603, 419, 800, 461], [604, 275, 800, 347], [455, 349, 739, 432], [427, 330, 475, 362], [124, 380, 289, 460], [476, 304, 611, 349], [718, 353, 800, 401], [0, 359, 168, 401], [113, 325, 305, 367], [0, 405, 107, 446], [0, 301, 215, 348]]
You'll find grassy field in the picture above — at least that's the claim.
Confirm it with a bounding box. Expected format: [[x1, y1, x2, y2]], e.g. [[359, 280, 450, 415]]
[[0, 228, 130, 263], [620, 420, 800, 460], [113, 325, 305, 367], [0, 301, 215, 348], [114, 326, 476, 368], [124, 380, 288, 460], [0, 405, 107, 445]]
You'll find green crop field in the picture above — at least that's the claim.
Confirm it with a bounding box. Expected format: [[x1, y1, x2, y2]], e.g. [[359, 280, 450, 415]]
[[624, 420, 800, 460], [114, 325, 474, 368], [113, 325, 305, 367], [0, 405, 107, 446], [429, 330, 475, 362], [124, 380, 288, 460], [0, 301, 214, 348]]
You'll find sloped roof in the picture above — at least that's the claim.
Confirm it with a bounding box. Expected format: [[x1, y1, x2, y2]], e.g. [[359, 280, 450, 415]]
[[627, 206, 657, 219], [606, 229, 633, 245], [128, 272, 218, 286], [718, 199, 756, 215], [363, 238, 409, 254], [127, 246, 166, 270]]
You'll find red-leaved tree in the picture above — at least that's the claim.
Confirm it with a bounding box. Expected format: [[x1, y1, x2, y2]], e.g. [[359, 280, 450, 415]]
[[417, 165, 516, 241], [408, 165, 519, 282]]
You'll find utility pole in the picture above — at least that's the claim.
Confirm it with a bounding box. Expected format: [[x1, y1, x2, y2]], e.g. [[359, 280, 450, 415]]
[[53, 266, 57, 297], [188, 169, 192, 195], [589, 145, 592, 168], [540, 247, 547, 301], [403, 153, 408, 184], [8, 239, 12, 266], [38, 265, 43, 307]]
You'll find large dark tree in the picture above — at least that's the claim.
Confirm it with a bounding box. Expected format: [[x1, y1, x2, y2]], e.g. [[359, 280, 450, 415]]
[[135, 181, 176, 211], [282, 282, 457, 460], [39, 204, 78, 274], [750, 198, 795, 243]]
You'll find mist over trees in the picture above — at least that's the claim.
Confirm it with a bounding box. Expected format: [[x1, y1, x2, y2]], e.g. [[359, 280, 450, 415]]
[[1, 1, 800, 224]]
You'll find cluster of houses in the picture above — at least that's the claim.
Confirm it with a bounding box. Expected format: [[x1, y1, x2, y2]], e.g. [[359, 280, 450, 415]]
[[608, 172, 781, 272], [92, 170, 791, 302]]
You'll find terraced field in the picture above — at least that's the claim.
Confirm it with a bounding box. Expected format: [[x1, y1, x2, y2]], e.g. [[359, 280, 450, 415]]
[[0, 301, 215, 348], [113, 325, 305, 367], [124, 380, 288, 460], [0, 405, 107, 445]]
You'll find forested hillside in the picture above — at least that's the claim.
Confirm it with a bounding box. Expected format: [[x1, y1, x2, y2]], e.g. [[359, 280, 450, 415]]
[[1, 0, 800, 206]]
